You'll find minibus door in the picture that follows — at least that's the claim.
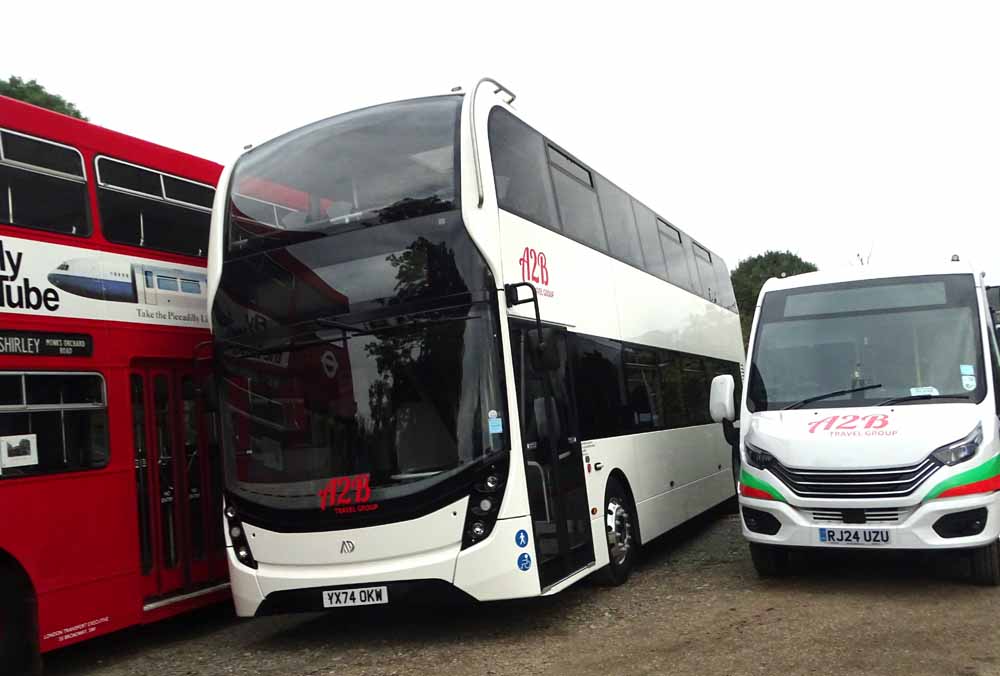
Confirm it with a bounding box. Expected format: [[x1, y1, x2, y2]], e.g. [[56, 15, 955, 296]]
[[511, 322, 595, 590]]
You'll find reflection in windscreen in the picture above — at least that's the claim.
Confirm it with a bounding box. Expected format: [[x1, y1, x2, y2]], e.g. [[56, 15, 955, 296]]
[[748, 275, 985, 410], [221, 307, 508, 510], [226, 95, 462, 253]]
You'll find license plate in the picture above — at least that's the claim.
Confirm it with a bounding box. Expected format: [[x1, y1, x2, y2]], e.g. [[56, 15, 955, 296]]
[[818, 528, 890, 546], [321, 585, 388, 608]]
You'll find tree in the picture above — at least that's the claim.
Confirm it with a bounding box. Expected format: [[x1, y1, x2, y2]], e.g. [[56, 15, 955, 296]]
[[731, 250, 817, 345], [0, 76, 87, 120]]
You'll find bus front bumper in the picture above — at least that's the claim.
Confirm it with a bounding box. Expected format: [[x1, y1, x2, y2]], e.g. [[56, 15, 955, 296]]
[[739, 491, 1000, 550], [226, 514, 540, 617]]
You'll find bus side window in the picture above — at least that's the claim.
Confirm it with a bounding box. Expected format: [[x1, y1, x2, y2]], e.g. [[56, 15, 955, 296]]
[[487, 108, 560, 231], [0, 131, 90, 236]]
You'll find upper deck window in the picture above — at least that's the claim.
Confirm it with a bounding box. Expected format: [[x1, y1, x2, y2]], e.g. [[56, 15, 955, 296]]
[[488, 108, 560, 231], [691, 242, 715, 299], [657, 220, 695, 292], [0, 129, 90, 237], [226, 95, 462, 256], [547, 145, 607, 252], [97, 157, 213, 257], [596, 175, 643, 268]]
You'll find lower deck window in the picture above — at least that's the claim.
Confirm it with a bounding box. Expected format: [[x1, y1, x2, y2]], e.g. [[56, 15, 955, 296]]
[[0, 372, 109, 477]]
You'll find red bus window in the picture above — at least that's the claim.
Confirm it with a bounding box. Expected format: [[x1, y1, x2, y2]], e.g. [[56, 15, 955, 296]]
[[0, 372, 108, 477], [0, 129, 90, 237]]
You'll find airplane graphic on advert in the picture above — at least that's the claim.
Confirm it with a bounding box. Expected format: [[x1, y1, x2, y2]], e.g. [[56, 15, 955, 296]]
[[48, 258, 208, 309]]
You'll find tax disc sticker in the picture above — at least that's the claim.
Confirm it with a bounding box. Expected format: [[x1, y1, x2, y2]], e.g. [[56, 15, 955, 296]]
[[960, 364, 975, 376]]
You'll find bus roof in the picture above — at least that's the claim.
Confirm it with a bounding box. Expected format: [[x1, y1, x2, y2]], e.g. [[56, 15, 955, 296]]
[[759, 259, 981, 297], [0, 95, 220, 185]]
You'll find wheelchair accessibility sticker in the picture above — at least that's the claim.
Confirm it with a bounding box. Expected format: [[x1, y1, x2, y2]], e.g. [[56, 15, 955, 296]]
[[517, 553, 532, 571]]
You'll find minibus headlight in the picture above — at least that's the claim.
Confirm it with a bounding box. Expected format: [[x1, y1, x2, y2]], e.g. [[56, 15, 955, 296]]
[[931, 423, 983, 466], [744, 442, 775, 470]]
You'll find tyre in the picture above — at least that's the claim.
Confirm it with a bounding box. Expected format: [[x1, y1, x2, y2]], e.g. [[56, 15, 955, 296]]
[[0, 576, 39, 676], [749, 542, 791, 578], [731, 446, 741, 492], [969, 539, 1000, 586], [596, 475, 638, 586]]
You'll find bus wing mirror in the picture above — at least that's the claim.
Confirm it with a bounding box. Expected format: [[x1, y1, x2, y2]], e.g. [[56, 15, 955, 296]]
[[532, 396, 561, 444], [710, 374, 736, 423], [527, 328, 560, 372], [533, 396, 550, 441]]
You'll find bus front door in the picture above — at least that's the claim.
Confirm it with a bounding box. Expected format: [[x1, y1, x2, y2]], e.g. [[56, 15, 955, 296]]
[[511, 323, 595, 590], [131, 365, 224, 602]]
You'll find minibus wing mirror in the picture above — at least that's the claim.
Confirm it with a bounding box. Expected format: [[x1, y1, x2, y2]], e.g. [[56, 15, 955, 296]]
[[710, 374, 736, 423]]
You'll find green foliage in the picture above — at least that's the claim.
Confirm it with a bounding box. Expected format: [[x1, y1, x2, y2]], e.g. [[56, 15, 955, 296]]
[[731, 250, 817, 345], [0, 76, 87, 120]]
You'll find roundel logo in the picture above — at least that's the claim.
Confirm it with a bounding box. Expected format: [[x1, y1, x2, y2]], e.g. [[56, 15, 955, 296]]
[[321, 351, 339, 379]]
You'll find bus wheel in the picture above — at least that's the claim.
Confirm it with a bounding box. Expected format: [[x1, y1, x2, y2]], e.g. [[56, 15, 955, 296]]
[[596, 476, 637, 586], [0, 576, 37, 675], [749, 542, 790, 578], [731, 446, 741, 491], [969, 539, 1000, 586]]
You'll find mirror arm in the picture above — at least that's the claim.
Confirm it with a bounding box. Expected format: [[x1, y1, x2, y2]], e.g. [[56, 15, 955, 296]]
[[504, 282, 545, 351]]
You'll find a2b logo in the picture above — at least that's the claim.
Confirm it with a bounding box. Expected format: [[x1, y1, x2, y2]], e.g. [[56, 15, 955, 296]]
[[519, 247, 549, 286], [318, 474, 372, 510]]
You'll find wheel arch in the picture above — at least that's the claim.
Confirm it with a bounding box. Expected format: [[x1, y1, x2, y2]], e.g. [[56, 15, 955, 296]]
[[0, 546, 41, 660], [605, 468, 642, 546]]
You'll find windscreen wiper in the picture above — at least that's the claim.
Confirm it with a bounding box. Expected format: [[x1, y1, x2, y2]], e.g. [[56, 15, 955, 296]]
[[876, 393, 972, 406], [782, 383, 884, 410]]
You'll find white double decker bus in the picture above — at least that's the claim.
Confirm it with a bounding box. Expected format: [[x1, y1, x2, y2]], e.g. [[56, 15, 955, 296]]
[[206, 79, 745, 615]]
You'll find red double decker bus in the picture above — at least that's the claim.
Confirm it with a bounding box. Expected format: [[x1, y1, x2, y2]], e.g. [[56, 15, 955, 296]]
[[0, 96, 227, 672]]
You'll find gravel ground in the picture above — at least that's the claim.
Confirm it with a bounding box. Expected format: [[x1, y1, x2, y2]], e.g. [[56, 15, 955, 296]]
[[45, 504, 1000, 676]]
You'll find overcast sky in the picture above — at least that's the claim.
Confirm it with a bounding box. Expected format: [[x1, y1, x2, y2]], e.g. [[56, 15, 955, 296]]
[[5, 2, 999, 279]]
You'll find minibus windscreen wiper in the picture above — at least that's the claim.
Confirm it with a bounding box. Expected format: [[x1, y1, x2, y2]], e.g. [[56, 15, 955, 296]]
[[782, 383, 884, 410], [876, 393, 971, 406]]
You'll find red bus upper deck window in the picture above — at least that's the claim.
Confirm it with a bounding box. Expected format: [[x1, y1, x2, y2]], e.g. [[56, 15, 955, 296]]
[[0, 129, 90, 237], [96, 156, 214, 258]]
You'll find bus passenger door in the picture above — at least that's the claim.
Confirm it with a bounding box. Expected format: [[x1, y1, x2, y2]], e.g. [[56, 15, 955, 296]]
[[511, 322, 595, 590], [132, 365, 224, 602]]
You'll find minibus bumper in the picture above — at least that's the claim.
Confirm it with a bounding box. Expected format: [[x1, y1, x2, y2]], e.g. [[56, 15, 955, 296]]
[[739, 491, 1000, 550]]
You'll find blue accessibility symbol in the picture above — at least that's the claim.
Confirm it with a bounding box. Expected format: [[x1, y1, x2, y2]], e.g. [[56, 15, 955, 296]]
[[517, 552, 532, 571], [515, 529, 529, 548]]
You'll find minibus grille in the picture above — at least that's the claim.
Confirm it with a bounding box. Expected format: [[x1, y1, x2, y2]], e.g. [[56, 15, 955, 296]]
[[810, 507, 912, 523], [768, 457, 940, 498]]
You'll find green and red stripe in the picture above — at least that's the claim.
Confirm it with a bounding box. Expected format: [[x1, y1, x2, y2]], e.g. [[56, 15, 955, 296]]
[[926, 455, 1000, 500], [739, 469, 786, 502]]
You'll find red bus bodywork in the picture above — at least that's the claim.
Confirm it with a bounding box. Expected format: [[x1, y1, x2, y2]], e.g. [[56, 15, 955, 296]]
[[0, 95, 228, 658]]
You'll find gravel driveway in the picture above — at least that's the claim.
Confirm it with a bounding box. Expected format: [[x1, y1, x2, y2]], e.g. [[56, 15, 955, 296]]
[[45, 504, 1000, 676]]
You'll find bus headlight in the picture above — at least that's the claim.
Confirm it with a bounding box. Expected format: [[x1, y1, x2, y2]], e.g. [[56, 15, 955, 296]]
[[462, 455, 510, 550], [744, 442, 775, 470], [223, 499, 258, 569], [932, 423, 983, 466]]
